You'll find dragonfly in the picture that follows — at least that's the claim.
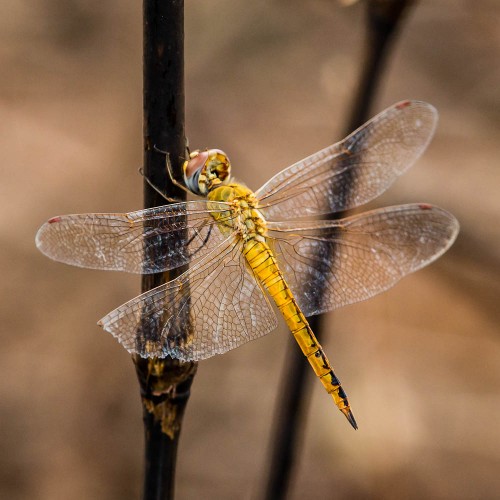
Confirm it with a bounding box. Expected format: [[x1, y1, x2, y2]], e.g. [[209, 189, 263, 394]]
[[36, 100, 459, 429]]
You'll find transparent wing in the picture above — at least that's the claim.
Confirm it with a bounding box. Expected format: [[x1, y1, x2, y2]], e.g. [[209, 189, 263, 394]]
[[255, 101, 438, 219], [98, 237, 278, 360], [36, 200, 234, 273], [267, 204, 459, 317]]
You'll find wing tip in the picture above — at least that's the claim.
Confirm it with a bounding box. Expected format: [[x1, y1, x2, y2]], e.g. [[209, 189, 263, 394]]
[[410, 203, 460, 268], [393, 100, 438, 129], [35, 215, 66, 255], [419, 203, 460, 240], [394, 99, 437, 113], [35, 222, 50, 254]]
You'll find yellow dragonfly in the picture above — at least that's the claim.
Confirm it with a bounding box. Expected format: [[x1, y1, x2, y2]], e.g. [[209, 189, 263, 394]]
[[36, 101, 459, 429]]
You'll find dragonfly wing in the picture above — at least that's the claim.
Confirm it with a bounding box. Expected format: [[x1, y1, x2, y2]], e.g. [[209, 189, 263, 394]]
[[98, 237, 278, 360], [267, 204, 459, 317], [256, 101, 437, 219], [36, 200, 233, 273]]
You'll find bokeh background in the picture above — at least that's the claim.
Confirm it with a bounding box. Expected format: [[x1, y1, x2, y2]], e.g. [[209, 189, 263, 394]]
[[1, 1, 499, 498]]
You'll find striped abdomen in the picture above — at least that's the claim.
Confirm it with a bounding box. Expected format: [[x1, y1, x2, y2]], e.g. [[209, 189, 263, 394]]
[[243, 238, 358, 429]]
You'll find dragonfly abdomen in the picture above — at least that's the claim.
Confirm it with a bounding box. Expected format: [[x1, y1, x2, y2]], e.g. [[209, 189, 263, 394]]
[[243, 238, 358, 429]]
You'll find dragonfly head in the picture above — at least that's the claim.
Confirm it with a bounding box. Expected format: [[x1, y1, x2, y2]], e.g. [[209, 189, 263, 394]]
[[183, 149, 231, 195]]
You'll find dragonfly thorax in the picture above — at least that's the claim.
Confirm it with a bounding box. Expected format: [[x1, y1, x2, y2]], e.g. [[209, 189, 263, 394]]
[[208, 183, 268, 242], [183, 149, 231, 196]]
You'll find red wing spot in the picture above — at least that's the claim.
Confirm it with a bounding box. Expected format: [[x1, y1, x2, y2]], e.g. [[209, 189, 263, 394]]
[[395, 100, 411, 110], [48, 216, 62, 224], [418, 203, 433, 210]]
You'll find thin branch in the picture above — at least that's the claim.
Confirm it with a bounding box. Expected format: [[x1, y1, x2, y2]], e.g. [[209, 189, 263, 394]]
[[263, 2, 416, 498], [346, 0, 416, 133], [134, 1, 196, 499]]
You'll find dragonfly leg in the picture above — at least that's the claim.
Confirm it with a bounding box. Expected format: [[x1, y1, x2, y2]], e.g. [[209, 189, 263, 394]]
[[138, 167, 183, 203], [152, 144, 193, 198]]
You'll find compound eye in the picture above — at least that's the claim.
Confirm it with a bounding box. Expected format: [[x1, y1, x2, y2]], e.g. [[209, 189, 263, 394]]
[[183, 150, 208, 195], [183, 148, 231, 195], [184, 150, 208, 179]]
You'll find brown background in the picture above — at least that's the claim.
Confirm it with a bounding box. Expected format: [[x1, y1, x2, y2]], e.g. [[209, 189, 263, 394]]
[[1, 1, 499, 498]]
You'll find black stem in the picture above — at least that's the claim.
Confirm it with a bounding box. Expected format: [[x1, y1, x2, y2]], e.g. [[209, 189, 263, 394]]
[[135, 2, 197, 499], [263, 337, 311, 500], [263, 2, 415, 498]]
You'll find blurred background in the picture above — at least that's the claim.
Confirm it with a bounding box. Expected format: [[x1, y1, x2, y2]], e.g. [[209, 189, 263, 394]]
[[1, 0, 499, 498]]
